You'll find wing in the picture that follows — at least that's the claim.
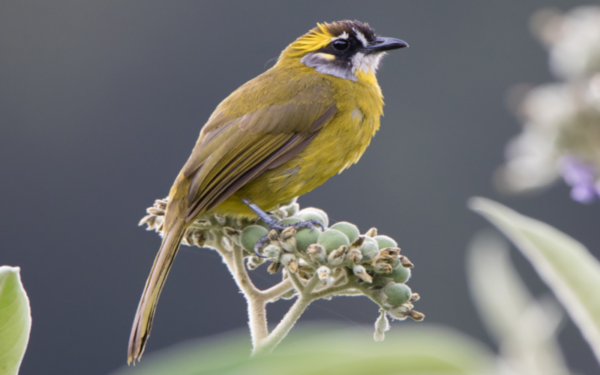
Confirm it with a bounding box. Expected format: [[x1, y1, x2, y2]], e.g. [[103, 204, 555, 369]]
[[180, 81, 337, 221]]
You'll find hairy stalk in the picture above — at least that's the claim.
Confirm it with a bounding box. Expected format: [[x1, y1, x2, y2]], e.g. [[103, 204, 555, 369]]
[[253, 275, 321, 355], [231, 244, 260, 297], [288, 271, 305, 294], [260, 278, 293, 301], [216, 242, 268, 347], [311, 282, 354, 299]]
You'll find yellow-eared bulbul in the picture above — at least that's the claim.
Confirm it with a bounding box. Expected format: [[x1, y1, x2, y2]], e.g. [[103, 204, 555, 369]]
[[128, 20, 407, 363]]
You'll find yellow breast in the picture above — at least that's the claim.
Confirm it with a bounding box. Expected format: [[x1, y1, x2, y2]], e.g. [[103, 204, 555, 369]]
[[214, 68, 384, 217]]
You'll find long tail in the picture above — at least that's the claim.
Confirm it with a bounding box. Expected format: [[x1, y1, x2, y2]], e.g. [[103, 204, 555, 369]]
[[128, 214, 187, 364]]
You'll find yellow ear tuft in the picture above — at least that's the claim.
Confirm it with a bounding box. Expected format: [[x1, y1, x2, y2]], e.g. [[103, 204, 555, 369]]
[[286, 23, 335, 57], [280, 20, 375, 61]]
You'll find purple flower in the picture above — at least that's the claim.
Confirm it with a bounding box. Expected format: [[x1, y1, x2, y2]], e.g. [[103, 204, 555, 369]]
[[571, 184, 596, 203], [559, 156, 599, 203]]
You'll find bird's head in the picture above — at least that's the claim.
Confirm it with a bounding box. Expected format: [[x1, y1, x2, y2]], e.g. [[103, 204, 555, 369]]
[[280, 20, 408, 81]]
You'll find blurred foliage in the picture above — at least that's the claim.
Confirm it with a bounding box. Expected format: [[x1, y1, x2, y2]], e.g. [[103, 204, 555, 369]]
[[112, 326, 495, 375], [0, 266, 31, 375], [497, 6, 600, 202], [468, 232, 569, 375], [471, 197, 600, 364]]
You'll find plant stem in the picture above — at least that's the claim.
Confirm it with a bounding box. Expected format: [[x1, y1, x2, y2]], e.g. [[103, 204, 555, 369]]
[[216, 242, 268, 346], [231, 244, 260, 297], [311, 283, 354, 299], [213, 237, 337, 356], [252, 294, 312, 355], [288, 271, 305, 294], [252, 275, 320, 355], [246, 295, 268, 349], [260, 278, 293, 301]]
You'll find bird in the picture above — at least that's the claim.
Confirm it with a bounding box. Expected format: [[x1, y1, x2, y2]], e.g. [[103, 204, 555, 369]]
[[128, 20, 407, 363]]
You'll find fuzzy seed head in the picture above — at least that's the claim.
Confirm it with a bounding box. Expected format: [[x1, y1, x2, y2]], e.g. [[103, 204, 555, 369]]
[[353, 265, 373, 283], [350, 236, 366, 250], [263, 245, 281, 260], [307, 243, 326, 263], [386, 305, 410, 320], [327, 245, 348, 267], [267, 262, 281, 274], [408, 310, 425, 321], [400, 255, 414, 268], [317, 266, 331, 280], [374, 263, 393, 274], [374, 309, 390, 342], [347, 249, 363, 264]]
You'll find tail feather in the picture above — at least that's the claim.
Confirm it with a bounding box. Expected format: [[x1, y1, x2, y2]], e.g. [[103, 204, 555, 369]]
[[128, 217, 187, 364]]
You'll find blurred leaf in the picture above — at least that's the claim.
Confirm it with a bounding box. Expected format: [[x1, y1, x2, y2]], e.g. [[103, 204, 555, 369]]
[[0, 266, 31, 375], [468, 232, 569, 375], [470, 197, 600, 365], [113, 325, 496, 375]]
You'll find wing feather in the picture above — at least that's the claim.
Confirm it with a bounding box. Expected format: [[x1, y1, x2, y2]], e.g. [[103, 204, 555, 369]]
[[181, 81, 337, 221]]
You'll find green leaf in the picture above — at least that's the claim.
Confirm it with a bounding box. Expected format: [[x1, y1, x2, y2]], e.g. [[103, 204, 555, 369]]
[[468, 232, 569, 375], [470, 197, 600, 364], [0, 266, 31, 375], [112, 325, 496, 375]]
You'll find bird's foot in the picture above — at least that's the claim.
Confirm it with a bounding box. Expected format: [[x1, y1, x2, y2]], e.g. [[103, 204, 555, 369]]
[[253, 218, 324, 257], [243, 198, 325, 257], [290, 219, 325, 232], [253, 235, 272, 258]]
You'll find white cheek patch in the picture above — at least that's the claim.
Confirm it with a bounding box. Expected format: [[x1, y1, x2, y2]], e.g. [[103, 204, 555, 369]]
[[353, 28, 369, 47], [300, 52, 357, 81], [351, 52, 385, 75], [301, 50, 385, 81]]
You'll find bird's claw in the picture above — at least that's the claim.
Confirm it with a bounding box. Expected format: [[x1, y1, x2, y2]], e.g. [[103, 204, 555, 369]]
[[252, 219, 324, 257], [292, 219, 325, 232], [253, 235, 271, 258]]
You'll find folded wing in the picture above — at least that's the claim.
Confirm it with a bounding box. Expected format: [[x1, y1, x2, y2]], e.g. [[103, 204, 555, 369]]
[[182, 83, 337, 221]]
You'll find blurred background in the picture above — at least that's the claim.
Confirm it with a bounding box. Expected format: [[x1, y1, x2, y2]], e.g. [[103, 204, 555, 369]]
[[1, 1, 599, 374]]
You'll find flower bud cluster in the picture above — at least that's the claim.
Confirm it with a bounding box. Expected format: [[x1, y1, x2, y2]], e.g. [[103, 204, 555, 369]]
[[243, 201, 422, 335], [139, 197, 424, 341], [497, 6, 600, 203]]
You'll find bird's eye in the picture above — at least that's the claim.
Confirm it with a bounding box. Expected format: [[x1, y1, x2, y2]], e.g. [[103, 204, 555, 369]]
[[332, 39, 349, 51]]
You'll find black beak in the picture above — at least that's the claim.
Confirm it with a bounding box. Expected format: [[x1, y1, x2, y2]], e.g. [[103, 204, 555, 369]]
[[364, 37, 409, 54]]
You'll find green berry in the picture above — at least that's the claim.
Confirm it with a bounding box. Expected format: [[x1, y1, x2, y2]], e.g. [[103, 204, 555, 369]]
[[295, 227, 322, 252], [280, 253, 296, 267], [372, 273, 394, 289], [372, 274, 393, 288], [384, 283, 412, 306], [263, 245, 281, 260], [280, 217, 302, 225], [374, 235, 397, 249], [297, 207, 329, 228], [240, 225, 268, 253], [390, 265, 411, 284], [283, 202, 300, 217], [360, 237, 379, 262], [330, 222, 360, 242], [317, 229, 349, 253]]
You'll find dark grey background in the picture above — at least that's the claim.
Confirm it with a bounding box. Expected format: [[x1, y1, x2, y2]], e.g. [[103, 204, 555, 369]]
[[2, 1, 599, 374]]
